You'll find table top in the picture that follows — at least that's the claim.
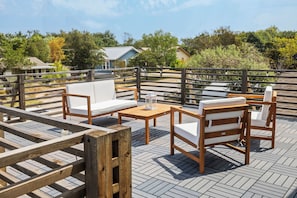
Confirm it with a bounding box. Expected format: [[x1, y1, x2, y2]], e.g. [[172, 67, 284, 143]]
[[118, 103, 180, 119]]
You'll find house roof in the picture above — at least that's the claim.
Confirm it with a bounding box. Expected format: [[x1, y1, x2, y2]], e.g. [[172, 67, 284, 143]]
[[20, 57, 54, 70], [27, 57, 49, 66], [103, 46, 139, 60]]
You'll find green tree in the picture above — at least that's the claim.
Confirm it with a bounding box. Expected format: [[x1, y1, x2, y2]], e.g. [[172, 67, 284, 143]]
[[134, 30, 178, 68], [0, 36, 29, 73], [92, 30, 118, 47], [25, 31, 50, 62], [63, 30, 101, 70], [184, 43, 269, 70], [274, 34, 297, 69], [181, 27, 239, 55]]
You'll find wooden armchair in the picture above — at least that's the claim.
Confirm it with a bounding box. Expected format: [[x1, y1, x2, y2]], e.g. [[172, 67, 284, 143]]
[[170, 97, 251, 174], [229, 86, 277, 148]]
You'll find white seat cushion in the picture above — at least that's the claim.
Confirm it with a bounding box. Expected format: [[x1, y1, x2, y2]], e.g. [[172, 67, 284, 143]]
[[174, 122, 199, 145], [69, 99, 137, 116], [174, 121, 240, 146], [251, 111, 270, 127]]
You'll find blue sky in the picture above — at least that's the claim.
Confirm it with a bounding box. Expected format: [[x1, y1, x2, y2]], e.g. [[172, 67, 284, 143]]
[[1, 0, 297, 43]]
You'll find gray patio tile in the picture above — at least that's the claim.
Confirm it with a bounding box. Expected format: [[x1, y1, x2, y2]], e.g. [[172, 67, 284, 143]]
[[248, 180, 288, 198], [163, 185, 201, 198]]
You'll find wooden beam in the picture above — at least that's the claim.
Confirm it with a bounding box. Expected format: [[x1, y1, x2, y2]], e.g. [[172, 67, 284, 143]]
[[0, 129, 101, 168], [0, 105, 88, 132], [0, 170, 51, 198], [0, 160, 84, 198]]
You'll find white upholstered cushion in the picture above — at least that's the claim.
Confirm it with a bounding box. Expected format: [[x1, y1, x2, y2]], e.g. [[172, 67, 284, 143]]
[[66, 82, 96, 108], [198, 97, 246, 114], [174, 121, 240, 146], [69, 99, 137, 116], [251, 111, 270, 127], [93, 80, 116, 102], [260, 86, 273, 121]]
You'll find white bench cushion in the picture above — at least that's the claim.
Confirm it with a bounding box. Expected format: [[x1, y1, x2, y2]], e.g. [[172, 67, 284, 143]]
[[66, 82, 95, 108], [69, 99, 137, 116], [93, 80, 116, 102]]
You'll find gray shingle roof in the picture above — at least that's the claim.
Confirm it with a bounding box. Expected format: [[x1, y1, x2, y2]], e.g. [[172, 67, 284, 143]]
[[103, 46, 139, 60]]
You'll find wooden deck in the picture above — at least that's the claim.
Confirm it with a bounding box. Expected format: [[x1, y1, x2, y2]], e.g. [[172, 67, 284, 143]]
[[4, 108, 297, 198]]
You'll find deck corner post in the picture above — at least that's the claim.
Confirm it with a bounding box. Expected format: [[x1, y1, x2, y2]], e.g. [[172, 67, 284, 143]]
[[84, 126, 131, 198]]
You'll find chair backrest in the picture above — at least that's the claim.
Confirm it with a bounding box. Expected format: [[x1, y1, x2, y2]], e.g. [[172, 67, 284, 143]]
[[198, 97, 248, 145], [66, 82, 96, 108], [93, 79, 116, 102], [259, 86, 273, 121]]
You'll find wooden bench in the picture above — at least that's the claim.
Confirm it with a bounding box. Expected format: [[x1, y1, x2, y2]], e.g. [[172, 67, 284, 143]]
[[62, 79, 138, 124]]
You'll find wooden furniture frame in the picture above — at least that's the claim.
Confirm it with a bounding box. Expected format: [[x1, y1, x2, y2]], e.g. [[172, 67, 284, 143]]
[[118, 103, 181, 144], [229, 88, 277, 148], [170, 97, 251, 174]]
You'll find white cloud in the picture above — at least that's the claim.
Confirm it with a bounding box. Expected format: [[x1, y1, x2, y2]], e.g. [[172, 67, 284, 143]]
[[81, 20, 104, 30], [0, 0, 6, 11], [51, 0, 121, 16], [140, 0, 176, 10], [169, 0, 217, 12], [139, 0, 216, 13]]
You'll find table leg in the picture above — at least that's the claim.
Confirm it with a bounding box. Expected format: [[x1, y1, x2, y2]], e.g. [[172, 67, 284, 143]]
[[153, 118, 156, 127], [145, 119, 150, 144]]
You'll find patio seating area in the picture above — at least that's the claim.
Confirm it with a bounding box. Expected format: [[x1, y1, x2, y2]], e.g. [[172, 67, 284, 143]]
[[6, 106, 297, 198]]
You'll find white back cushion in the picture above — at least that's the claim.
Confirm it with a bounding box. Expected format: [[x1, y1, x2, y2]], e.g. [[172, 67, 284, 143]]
[[197, 97, 246, 144], [93, 80, 116, 103], [198, 97, 246, 114], [66, 82, 95, 108], [260, 86, 273, 121]]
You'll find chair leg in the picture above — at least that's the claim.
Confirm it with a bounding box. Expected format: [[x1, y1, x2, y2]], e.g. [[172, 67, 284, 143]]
[[271, 129, 275, 149], [199, 146, 205, 174], [170, 132, 174, 155]]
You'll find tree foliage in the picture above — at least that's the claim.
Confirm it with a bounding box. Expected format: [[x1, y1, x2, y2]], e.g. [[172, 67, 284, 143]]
[[0, 36, 29, 73], [274, 34, 297, 68], [48, 37, 65, 62], [184, 43, 269, 70], [129, 30, 178, 67], [63, 30, 101, 69], [25, 32, 49, 62], [92, 30, 118, 47]]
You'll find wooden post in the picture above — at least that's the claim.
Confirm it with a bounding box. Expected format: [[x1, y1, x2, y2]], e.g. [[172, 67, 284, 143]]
[[84, 126, 131, 198], [87, 70, 95, 82], [0, 107, 6, 187], [18, 75, 26, 110], [241, 69, 248, 94], [136, 67, 141, 100], [181, 68, 186, 105]]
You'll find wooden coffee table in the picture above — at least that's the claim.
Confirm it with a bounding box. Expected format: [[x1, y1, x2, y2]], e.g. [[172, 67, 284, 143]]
[[118, 103, 181, 144]]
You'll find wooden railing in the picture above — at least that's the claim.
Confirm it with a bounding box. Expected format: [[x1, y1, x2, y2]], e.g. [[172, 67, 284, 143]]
[[0, 105, 131, 197], [1, 67, 297, 118]]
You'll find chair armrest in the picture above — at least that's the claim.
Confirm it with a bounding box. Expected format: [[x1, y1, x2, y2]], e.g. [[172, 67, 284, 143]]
[[62, 93, 91, 111], [171, 106, 202, 119], [116, 87, 138, 100]]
